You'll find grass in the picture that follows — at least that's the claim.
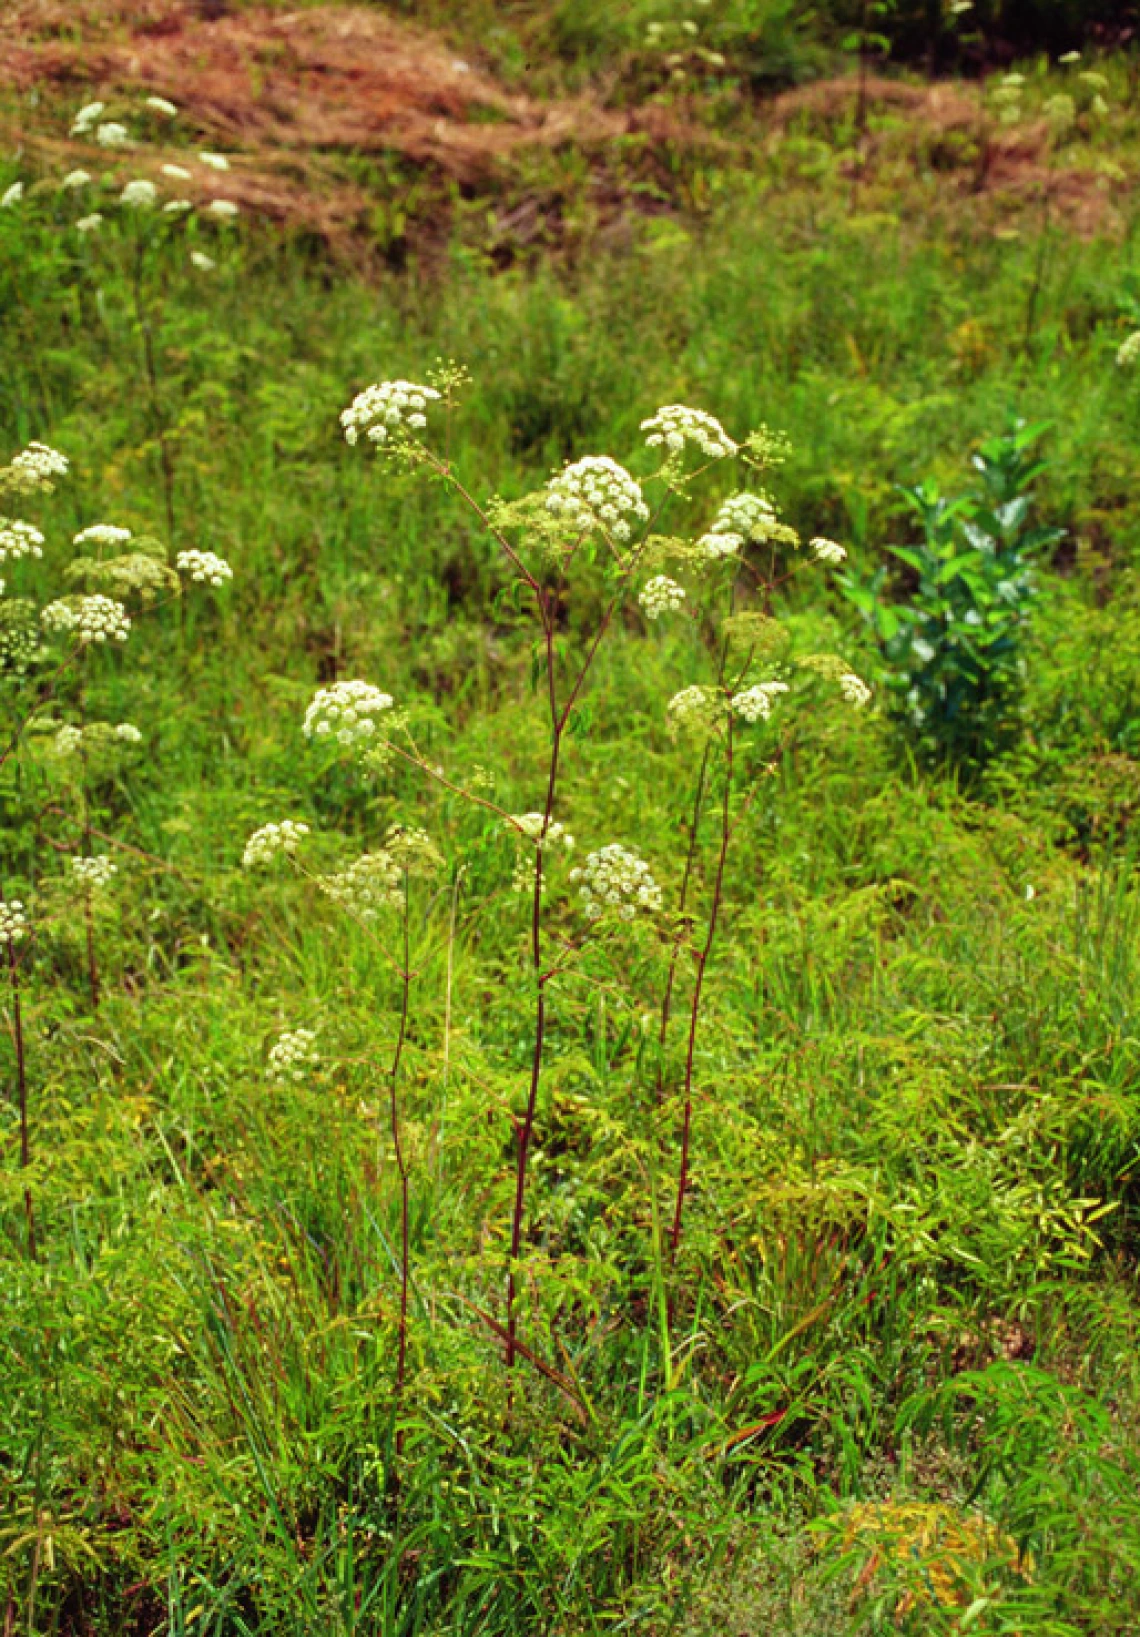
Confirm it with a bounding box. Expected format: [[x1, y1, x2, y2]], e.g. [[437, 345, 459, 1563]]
[[3, 38, 1140, 1637]]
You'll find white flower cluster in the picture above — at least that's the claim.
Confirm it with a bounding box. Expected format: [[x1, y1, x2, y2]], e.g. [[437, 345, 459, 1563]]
[[54, 725, 84, 755], [41, 595, 131, 644], [9, 443, 69, 493], [544, 456, 650, 545], [571, 844, 662, 922], [667, 684, 723, 733], [731, 681, 789, 723], [145, 96, 178, 117], [1117, 331, 1140, 369], [115, 722, 143, 743], [77, 214, 103, 234], [709, 491, 778, 541], [320, 852, 403, 920], [641, 404, 737, 460], [0, 519, 45, 564], [206, 199, 239, 220], [1, 182, 24, 209], [810, 536, 847, 565], [242, 819, 311, 870], [176, 549, 233, 586], [0, 900, 29, 948], [70, 101, 105, 135], [74, 524, 132, 548], [62, 170, 92, 190], [303, 680, 393, 748], [164, 200, 192, 217], [199, 152, 230, 172], [71, 854, 117, 890], [96, 122, 131, 149], [121, 179, 157, 209], [639, 575, 686, 620], [697, 530, 744, 561], [190, 251, 216, 273], [340, 380, 440, 447], [839, 672, 872, 707], [162, 164, 192, 182], [268, 1028, 319, 1083], [510, 812, 575, 892]]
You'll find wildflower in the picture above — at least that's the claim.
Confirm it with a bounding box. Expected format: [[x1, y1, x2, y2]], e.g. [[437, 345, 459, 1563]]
[[319, 852, 402, 920], [114, 722, 143, 744], [74, 524, 132, 548], [570, 844, 663, 922], [71, 854, 117, 890], [667, 683, 723, 734], [121, 179, 158, 209], [190, 250, 216, 271], [163, 199, 193, 216], [53, 724, 84, 755], [731, 681, 789, 723], [303, 680, 394, 748], [641, 404, 737, 460], [162, 163, 193, 181], [0, 519, 45, 564], [242, 819, 310, 869], [510, 812, 574, 892], [42, 594, 131, 644], [205, 199, 239, 220], [340, 379, 441, 447], [385, 823, 444, 876], [839, 671, 871, 707], [71, 101, 105, 135], [709, 491, 778, 542], [0, 900, 29, 948], [9, 442, 69, 493], [198, 152, 230, 171], [639, 575, 686, 619], [1, 182, 24, 208], [77, 213, 103, 234], [61, 169, 92, 189], [0, 601, 41, 672], [268, 1028, 318, 1083], [1116, 331, 1140, 368], [176, 548, 233, 586], [544, 455, 649, 545], [145, 95, 178, 116], [810, 536, 847, 565], [96, 122, 131, 149], [697, 530, 743, 561]]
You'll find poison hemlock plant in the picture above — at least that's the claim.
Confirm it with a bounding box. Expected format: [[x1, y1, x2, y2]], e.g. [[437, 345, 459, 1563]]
[[843, 421, 1064, 774]]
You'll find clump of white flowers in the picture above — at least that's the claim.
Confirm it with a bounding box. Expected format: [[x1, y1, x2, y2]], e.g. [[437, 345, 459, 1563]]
[[571, 844, 663, 922], [54, 725, 84, 756], [1117, 331, 1140, 369], [176, 549, 233, 586], [41, 595, 131, 645], [544, 456, 650, 545], [319, 852, 402, 920], [145, 96, 178, 117], [0, 183, 23, 209], [163, 200, 193, 217], [268, 1028, 319, 1083], [242, 820, 311, 870], [61, 169, 92, 190], [199, 152, 230, 171], [0, 519, 45, 564], [709, 492, 778, 542], [162, 164, 193, 182], [0, 900, 29, 948], [810, 536, 847, 565], [639, 575, 686, 619], [667, 684, 724, 734], [641, 404, 737, 460], [77, 214, 103, 234], [7, 443, 69, 494], [303, 680, 394, 748], [71, 101, 105, 136], [340, 380, 440, 447], [190, 251, 216, 272], [731, 680, 789, 723], [96, 122, 131, 149], [74, 524, 132, 549], [839, 672, 872, 707], [115, 722, 143, 744], [509, 812, 575, 892], [697, 529, 744, 561], [205, 199, 239, 220], [798, 653, 872, 708], [121, 179, 158, 209], [70, 855, 117, 890]]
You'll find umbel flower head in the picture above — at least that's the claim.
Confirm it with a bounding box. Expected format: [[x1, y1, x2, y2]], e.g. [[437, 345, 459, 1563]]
[[3, 442, 69, 496], [0, 900, 29, 949], [41, 595, 131, 645], [667, 684, 724, 736], [730, 681, 789, 723], [243, 820, 311, 870], [0, 519, 45, 564], [319, 852, 402, 920], [268, 1028, 319, 1084], [571, 844, 662, 922], [70, 854, 117, 890], [708, 492, 779, 543], [71, 101, 106, 136], [544, 456, 649, 545], [1117, 331, 1140, 369], [509, 812, 575, 893], [96, 122, 131, 149], [74, 524, 132, 549], [641, 404, 737, 461], [340, 380, 440, 447], [176, 549, 233, 586], [303, 680, 394, 748], [639, 574, 686, 620], [121, 179, 158, 209], [810, 536, 847, 565]]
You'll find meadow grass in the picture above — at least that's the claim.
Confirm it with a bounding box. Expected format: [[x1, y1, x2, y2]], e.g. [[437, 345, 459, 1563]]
[[3, 59, 1140, 1637]]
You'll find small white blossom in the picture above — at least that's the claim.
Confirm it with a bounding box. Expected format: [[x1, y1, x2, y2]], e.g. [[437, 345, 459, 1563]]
[[205, 198, 239, 220], [639, 575, 686, 619], [76, 213, 103, 234], [71, 854, 117, 890], [570, 844, 662, 922], [340, 379, 441, 447], [641, 403, 737, 460], [0, 519, 45, 564], [176, 548, 233, 586], [1, 182, 25, 209], [0, 900, 29, 948], [163, 199, 193, 216], [838, 671, 871, 707], [42, 595, 131, 644], [319, 852, 403, 920], [697, 530, 744, 561], [9, 443, 69, 493], [61, 169, 92, 190], [121, 179, 158, 209], [303, 680, 394, 748], [145, 96, 178, 116], [667, 683, 723, 733], [1117, 331, 1140, 368], [709, 491, 778, 541], [53, 724, 84, 755], [731, 681, 789, 723], [510, 812, 575, 892], [96, 122, 131, 149], [162, 164, 193, 181], [242, 819, 311, 869], [74, 523, 132, 548], [544, 455, 649, 545], [810, 536, 847, 565], [190, 250, 216, 272], [198, 152, 231, 171], [114, 722, 143, 744], [268, 1028, 319, 1083], [71, 101, 106, 135]]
